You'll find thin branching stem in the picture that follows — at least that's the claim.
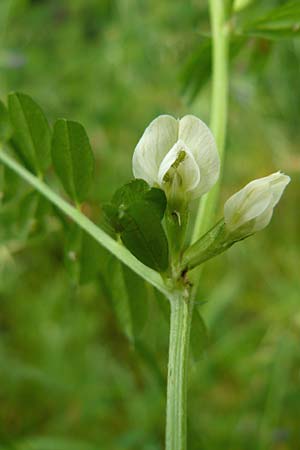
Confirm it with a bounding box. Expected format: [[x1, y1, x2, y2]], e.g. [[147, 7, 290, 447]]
[[0, 147, 170, 298]]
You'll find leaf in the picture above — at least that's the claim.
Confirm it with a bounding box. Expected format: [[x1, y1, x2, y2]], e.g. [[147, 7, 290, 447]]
[[0, 100, 12, 142], [112, 178, 150, 206], [105, 257, 148, 342], [120, 201, 169, 272], [110, 179, 167, 220], [190, 307, 209, 361], [51, 119, 94, 204], [143, 186, 167, 219], [104, 179, 169, 272], [241, 0, 300, 39], [8, 92, 51, 175]]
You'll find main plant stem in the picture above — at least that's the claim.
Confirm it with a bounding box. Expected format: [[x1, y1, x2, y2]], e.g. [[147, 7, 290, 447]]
[[165, 1, 230, 448], [166, 289, 193, 450], [192, 0, 230, 242]]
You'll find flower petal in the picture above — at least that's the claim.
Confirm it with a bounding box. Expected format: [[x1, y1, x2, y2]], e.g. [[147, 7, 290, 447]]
[[179, 115, 220, 197], [157, 140, 200, 193], [224, 180, 272, 231], [132, 115, 178, 186], [252, 206, 273, 232], [224, 171, 291, 233], [269, 172, 291, 208]]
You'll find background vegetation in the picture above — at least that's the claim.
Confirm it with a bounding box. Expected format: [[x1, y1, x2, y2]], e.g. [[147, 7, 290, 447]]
[[0, 0, 299, 449]]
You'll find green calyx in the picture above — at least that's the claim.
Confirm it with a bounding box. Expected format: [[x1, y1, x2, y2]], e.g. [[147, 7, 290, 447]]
[[182, 218, 252, 272]]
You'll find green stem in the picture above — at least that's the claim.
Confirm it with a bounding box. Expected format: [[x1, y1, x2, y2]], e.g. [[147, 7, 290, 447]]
[[192, 0, 230, 243], [165, 2, 230, 447], [166, 290, 193, 450], [0, 147, 170, 298]]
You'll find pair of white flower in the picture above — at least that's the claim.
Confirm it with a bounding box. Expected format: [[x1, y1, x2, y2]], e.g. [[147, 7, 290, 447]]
[[132, 114, 290, 235]]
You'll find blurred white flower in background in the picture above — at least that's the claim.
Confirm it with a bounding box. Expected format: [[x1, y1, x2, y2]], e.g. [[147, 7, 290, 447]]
[[132, 115, 220, 202], [224, 171, 290, 236]]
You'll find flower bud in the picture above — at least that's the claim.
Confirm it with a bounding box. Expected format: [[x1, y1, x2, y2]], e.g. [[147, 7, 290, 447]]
[[132, 115, 220, 203], [224, 172, 290, 237]]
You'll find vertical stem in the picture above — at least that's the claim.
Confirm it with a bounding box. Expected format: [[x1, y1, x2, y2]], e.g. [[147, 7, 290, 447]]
[[192, 0, 230, 243], [165, 2, 230, 448], [166, 290, 193, 450]]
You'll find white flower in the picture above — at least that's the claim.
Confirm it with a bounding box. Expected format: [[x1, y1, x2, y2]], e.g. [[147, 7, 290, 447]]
[[224, 172, 290, 235], [132, 115, 220, 202]]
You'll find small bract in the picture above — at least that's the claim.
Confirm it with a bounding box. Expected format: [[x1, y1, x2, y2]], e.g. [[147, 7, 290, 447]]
[[224, 171, 290, 235], [132, 115, 220, 202]]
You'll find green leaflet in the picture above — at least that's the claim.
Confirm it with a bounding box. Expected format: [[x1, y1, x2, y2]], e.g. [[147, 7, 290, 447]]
[[120, 201, 169, 272], [51, 119, 94, 204], [104, 179, 169, 272], [111, 178, 166, 219], [8, 92, 51, 175]]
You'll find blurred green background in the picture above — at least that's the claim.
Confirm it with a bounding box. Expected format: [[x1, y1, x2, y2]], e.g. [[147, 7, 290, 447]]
[[0, 0, 299, 449]]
